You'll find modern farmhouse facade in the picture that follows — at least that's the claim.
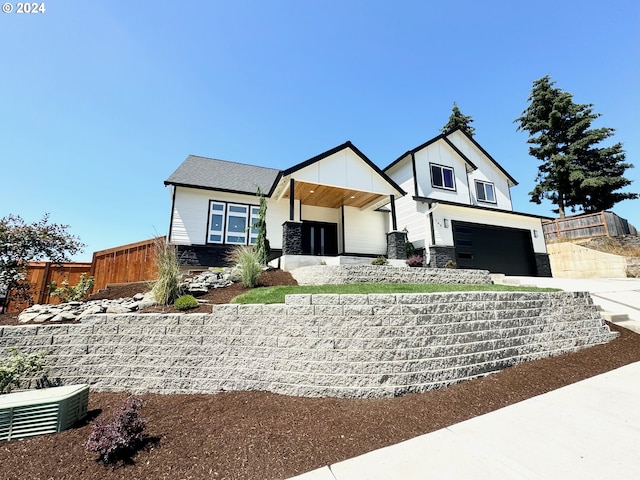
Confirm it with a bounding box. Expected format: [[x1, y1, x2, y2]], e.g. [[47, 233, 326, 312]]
[[165, 128, 552, 276], [165, 142, 406, 269], [383, 128, 552, 276]]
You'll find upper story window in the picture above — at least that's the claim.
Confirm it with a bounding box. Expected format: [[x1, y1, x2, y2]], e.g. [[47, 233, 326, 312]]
[[475, 180, 496, 203], [208, 201, 260, 245], [430, 163, 456, 191]]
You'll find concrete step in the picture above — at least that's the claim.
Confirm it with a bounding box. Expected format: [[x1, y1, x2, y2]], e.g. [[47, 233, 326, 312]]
[[600, 311, 630, 323]]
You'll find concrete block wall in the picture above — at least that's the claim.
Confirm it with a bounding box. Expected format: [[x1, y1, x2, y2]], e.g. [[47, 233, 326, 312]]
[[0, 291, 616, 398], [290, 265, 492, 286]]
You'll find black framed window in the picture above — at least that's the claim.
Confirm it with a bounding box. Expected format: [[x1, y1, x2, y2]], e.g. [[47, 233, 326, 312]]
[[475, 180, 496, 203], [430, 163, 456, 190]]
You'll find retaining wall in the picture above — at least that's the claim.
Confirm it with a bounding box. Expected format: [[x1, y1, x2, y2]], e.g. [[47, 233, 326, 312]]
[[0, 291, 616, 398], [290, 265, 492, 286]]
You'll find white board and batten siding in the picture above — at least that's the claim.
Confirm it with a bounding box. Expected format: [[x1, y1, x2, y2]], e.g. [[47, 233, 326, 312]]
[[343, 206, 388, 255], [292, 148, 397, 196], [447, 130, 513, 210], [170, 186, 289, 249], [413, 142, 471, 204], [432, 204, 547, 254]]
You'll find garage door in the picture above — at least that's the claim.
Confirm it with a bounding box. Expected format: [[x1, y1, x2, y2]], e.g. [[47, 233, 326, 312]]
[[452, 221, 536, 276]]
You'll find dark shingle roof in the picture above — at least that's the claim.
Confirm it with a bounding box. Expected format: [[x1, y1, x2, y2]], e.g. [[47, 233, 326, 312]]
[[164, 155, 282, 195]]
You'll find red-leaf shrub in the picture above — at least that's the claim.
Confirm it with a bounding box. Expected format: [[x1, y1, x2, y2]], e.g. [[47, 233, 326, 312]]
[[405, 255, 424, 267], [85, 397, 146, 464]]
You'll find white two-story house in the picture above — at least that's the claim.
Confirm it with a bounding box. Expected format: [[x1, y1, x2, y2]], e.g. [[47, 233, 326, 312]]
[[384, 127, 552, 276]]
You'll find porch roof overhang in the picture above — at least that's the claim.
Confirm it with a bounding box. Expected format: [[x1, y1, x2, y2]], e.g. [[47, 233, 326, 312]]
[[277, 179, 395, 211]]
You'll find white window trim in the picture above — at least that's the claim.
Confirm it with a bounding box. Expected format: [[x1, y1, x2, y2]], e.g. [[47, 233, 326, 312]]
[[430, 163, 456, 191], [208, 201, 226, 244], [225, 203, 249, 245], [207, 201, 259, 246], [475, 180, 496, 204]]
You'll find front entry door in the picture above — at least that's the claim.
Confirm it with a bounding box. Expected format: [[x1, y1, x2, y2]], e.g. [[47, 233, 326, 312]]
[[301, 221, 338, 256]]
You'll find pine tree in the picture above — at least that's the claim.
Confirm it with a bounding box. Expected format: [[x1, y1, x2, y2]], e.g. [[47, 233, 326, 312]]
[[441, 102, 475, 137], [515, 76, 636, 217]]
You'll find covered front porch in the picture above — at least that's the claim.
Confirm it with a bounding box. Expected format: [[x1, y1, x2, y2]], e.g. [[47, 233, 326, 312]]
[[269, 141, 408, 264]]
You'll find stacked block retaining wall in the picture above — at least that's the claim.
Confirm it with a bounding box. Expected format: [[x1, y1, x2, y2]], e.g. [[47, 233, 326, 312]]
[[0, 291, 616, 398]]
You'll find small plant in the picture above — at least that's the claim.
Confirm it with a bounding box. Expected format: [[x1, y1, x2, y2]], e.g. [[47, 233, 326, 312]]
[[49, 273, 95, 302], [444, 260, 457, 269], [225, 245, 262, 288], [0, 347, 47, 394], [405, 255, 424, 267], [174, 294, 199, 311], [85, 396, 146, 464], [371, 256, 389, 266], [151, 238, 182, 305]]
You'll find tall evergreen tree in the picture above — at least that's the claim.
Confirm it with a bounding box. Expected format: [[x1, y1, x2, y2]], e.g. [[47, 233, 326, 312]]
[[515, 76, 636, 217], [441, 102, 475, 137]]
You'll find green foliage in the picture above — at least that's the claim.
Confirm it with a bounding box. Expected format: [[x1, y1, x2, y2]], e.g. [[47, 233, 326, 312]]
[[231, 283, 559, 305], [444, 260, 457, 269], [0, 213, 84, 310], [516, 76, 637, 217], [441, 102, 476, 137], [49, 273, 94, 302], [403, 228, 416, 258], [174, 294, 199, 310], [0, 347, 48, 394], [85, 396, 146, 464], [151, 238, 182, 305], [371, 256, 389, 266], [226, 245, 262, 288], [253, 187, 270, 266]]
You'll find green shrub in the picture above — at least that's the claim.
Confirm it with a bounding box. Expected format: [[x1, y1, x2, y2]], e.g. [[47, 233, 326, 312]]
[[49, 273, 95, 302], [0, 347, 48, 394], [444, 260, 457, 269], [174, 294, 199, 310], [151, 238, 182, 305], [371, 256, 389, 266], [225, 246, 262, 288]]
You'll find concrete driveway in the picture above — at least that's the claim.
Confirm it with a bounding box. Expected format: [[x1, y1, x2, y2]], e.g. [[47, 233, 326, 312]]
[[508, 276, 640, 333]]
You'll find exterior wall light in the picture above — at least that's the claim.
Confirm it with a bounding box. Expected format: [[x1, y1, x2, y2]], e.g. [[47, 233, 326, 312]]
[[443, 219, 449, 228]]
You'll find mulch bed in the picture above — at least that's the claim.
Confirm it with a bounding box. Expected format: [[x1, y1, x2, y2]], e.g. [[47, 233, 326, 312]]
[[1, 270, 639, 479]]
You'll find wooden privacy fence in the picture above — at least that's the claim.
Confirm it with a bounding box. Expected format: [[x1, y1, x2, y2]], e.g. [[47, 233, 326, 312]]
[[543, 211, 635, 242], [4, 237, 162, 313], [6, 262, 93, 313], [90, 237, 161, 291]]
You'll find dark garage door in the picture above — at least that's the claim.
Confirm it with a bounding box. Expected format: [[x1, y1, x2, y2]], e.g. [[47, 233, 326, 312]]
[[452, 221, 536, 276]]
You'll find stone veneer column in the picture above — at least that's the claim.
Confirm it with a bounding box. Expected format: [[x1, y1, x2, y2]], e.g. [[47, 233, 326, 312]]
[[282, 221, 303, 255], [428, 246, 457, 268], [387, 231, 407, 260], [535, 253, 552, 277]]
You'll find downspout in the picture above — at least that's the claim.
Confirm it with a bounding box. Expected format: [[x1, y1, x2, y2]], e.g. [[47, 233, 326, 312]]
[[167, 185, 177, 244], [425, 202, 439, 265]]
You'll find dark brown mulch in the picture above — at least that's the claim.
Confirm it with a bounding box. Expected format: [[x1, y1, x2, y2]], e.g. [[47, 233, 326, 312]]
[[1, 270, 640, 479], [0, 323, 638, 480]]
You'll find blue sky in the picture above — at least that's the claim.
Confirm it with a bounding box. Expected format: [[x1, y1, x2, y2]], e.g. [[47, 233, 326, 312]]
[[1, 0, 638, 261]]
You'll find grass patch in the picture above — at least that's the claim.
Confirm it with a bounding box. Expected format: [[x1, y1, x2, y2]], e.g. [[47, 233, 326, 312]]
[[231, 283, 559, 304]]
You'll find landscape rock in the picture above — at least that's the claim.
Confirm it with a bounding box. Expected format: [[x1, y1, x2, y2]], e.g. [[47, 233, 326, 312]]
[[17, 267, 237, 323]]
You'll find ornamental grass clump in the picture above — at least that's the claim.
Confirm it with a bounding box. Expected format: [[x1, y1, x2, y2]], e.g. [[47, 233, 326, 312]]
[[85, 396, 146, 465], [174, 294, 199, 311], [151, 238, 182, 305], [225, 245, 262, 288]]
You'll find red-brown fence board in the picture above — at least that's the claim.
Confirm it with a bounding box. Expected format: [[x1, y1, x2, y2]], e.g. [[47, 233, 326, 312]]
[[5, 237, 162, 313]]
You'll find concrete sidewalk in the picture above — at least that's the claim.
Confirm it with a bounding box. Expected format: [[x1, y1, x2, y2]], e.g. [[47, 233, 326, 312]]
[[289, 361, 640, 479], [508, 276, 640, 334]]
